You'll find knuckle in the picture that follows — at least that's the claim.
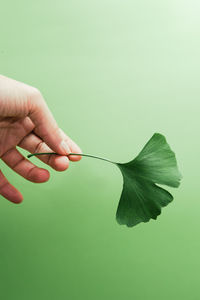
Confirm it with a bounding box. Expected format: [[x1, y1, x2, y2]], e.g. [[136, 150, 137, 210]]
[[29, 87, 41, 99], [34, 140, 45, 154], [26, 166, 37, 181], [28, 87, 43, 110]]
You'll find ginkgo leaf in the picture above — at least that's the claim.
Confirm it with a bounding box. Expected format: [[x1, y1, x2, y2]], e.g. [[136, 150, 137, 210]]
[[27, 133, 182, 228], [116, 133, 182, 227]]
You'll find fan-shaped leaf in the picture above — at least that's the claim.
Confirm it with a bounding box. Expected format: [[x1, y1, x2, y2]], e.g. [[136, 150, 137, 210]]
[[116, 133, 182, 227]]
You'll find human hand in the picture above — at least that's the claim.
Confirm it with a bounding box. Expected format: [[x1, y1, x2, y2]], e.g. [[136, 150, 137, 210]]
[[0, 75, 82, 203]]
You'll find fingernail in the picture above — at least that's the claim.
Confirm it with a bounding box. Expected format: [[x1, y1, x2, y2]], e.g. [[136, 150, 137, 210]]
[[60, 140, 71, 154]]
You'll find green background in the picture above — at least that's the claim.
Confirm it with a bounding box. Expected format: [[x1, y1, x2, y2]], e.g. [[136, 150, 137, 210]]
[[0, 1, 199, 299]]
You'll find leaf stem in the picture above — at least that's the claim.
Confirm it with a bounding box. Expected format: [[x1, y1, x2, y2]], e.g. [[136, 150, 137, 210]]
[[27, 152, 117, 165]]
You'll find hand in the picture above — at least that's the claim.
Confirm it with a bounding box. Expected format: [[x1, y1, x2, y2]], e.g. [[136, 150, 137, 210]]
[[0, 75, 82, 204]]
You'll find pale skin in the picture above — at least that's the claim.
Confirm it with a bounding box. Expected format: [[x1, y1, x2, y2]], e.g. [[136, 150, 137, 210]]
[[0, 75, 82, 204]]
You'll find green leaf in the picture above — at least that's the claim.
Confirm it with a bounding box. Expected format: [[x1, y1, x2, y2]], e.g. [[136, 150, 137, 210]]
[[116, 133, 182, 227], [27, 132, 182, 228]]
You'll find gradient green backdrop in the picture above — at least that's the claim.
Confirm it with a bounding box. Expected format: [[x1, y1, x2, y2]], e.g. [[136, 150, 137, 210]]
[[0, 1, 199, 299]]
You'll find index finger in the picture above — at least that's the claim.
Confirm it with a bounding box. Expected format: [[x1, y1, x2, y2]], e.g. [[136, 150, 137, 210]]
[[28, 90, 71, 155]]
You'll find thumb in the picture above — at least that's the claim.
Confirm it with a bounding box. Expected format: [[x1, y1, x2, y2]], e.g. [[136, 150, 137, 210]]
[[28, 90, 70, 155]]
